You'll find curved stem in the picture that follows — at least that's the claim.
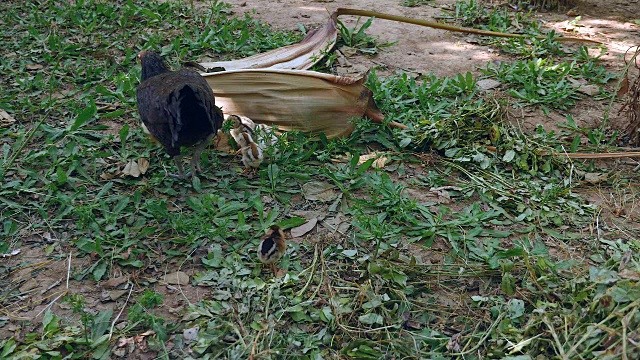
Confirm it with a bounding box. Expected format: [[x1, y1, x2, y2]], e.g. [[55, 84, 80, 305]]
[[336, 8, 602, 44]]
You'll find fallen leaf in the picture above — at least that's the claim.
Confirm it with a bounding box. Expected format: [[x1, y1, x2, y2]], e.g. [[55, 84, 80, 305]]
[[290, 218, 318, 238], [183, 326, 200, 343], [122, 160, 141, 177], [165, 271, 189, 285], [25, 63, 43, 70], [117, 330, 155, 348], [102, 275, 130, 289], [100, 172, 116, 180], [214, 130, 233, 153], [107, 289, 128, 301], [0, 109, 16, 128], [618, 269, 640, 281], [203, 69, 386, 139], [19, 278, 39, 293], [476, 79, 501, 91], [302, 181, 338, 202], [619, 251, 632, 271], [358, 152, 388, 169], [616, 76, 629, 99], [446, 333, 462, 352], [323, 213, 349, 233], [340, 46, 357, 57], [583, 172, 608, 184], [577, 84, 600, 96], [200, 11, 339, 71], [137, 158, 149, 175]]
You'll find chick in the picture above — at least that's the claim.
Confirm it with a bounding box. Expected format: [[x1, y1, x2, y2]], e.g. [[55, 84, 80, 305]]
[[227, 114, 256, 146], [258, 225, 286, 274], [240, 132, 263, 174]]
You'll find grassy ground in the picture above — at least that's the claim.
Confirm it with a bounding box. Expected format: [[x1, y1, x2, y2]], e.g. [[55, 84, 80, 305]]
[[1, 0, 639, 359]]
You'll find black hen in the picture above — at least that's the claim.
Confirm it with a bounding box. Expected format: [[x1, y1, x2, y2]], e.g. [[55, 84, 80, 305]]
[[136, 50, 223, 179]]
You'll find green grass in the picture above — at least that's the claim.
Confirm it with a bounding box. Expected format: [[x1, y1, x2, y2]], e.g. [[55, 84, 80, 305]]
[[1, 0, 639, 359], [444, 0, 578, 58], [400, 0, 435, 8]]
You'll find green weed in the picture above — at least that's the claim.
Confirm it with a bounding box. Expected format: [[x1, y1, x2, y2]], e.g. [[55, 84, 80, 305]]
[[337, 17, 396, 55]]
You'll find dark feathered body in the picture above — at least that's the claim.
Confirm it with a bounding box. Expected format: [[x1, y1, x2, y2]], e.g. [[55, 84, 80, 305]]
[[136, 51, 223, 177], [258, 226, 286, 271]]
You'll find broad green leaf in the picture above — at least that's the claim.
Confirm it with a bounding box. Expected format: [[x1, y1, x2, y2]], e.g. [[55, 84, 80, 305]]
[[70, 101, 97, 131], [501, 273, 516, 296], [276, 216, 306, 229], [93, 261, 108, 281], [358, 313, 383, 325], [503, 149, 516, 162]]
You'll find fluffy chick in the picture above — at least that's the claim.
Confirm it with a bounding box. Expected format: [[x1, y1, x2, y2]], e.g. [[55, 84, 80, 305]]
[[239, 132, 263, 174], [227, 114, 256, 146], [258, 225, 286, 274]]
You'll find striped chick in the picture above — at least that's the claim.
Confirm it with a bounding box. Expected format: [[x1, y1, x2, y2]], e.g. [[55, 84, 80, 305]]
[[227, 114, 255, 147], [240, 132, 263, 175], [258, 225, 286, 274]]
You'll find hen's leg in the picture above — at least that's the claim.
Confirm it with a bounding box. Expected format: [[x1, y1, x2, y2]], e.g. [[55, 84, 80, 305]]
[[190, 133, 215, 176], [170, 155, 187, 179]]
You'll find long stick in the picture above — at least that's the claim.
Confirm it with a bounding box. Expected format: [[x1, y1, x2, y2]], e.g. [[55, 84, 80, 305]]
[[485, 145, 640, 159], [336, 8, 602, 44]]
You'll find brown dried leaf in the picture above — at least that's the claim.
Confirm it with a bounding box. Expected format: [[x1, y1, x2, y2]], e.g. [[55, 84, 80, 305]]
[[290, 218, 318, 238], [100, 172, 116, 180], [583, 172, 608, 184], [214, 130, 234, 153], [302, 181, 338, 202], [165, 271, 189, 285], [137, 158, 149, 174], [203, 69, 383, 139], [107, 289, 128, 301], [122, 160, 141, 177], [358, 152, 388, 169], [476, 79, 501, 91], [0, 109, 16, 128], [617, 75, 629, 99], [102, 275, 130, 289], [200, 12, 338, 71], [618, 269, 640, 281], [577, 84, 600, 96], [25, 63, 43, 70]]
